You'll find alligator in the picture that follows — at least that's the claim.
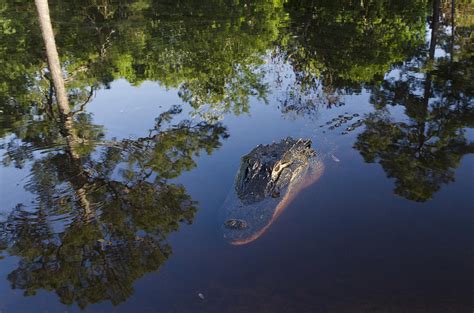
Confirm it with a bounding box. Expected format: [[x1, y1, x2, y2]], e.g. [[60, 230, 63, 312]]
[[220, 137, 325, 245]]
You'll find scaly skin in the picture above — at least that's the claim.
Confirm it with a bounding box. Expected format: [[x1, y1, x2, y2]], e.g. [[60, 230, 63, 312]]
[[220, 138, 325, 245]]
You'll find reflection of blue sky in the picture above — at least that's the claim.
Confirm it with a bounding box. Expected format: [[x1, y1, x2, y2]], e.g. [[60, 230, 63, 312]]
[[0, 164, 35, 220], [87, 79, 188, 140]]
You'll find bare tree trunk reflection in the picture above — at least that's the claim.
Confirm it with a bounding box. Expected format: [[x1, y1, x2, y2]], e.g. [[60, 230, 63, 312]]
[[429, 0, 440, 59], [34, 0, 93, 215], [34, 0, 70, 115], [418, 0, 441, 151], [451, 0, 455, 62]]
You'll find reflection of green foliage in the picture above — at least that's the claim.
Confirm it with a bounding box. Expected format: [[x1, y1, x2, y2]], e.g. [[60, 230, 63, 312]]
[[116, 0, 284, 117], [5, 204, 176, 307], [0, 106, 228, 308], [355, 110, 472, 201], [355, 82, 473, 201], [354, 0, 474, 201], [0, 1, 46, 138], [0, 0, 285, 126], [0, 0, 436, 122], [1, 112, 105, 169], [281, 0, 427, 91]]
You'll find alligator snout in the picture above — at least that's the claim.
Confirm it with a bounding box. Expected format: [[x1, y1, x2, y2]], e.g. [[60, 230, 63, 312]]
[[224, 219, 248, 230], [220, 137, 323, 245]]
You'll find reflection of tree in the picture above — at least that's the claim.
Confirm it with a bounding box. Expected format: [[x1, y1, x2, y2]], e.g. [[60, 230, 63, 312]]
[[354, 109, 472, 201], [122, 0, 283, 120], [0, 106, 228, 308], [354, 0, 474, 201], [275, 0, 427, 114], [1, 0, 286, 125], [1, 0, 441, 121], [35, 0, 70, 115]]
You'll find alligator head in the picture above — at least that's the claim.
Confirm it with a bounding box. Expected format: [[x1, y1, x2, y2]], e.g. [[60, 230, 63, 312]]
[[220, 137, 324, 245]]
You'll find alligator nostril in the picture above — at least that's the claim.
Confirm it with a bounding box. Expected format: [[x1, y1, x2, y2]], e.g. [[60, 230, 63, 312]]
[[224, 219, 248, 230], [271, 191, 280, 198]]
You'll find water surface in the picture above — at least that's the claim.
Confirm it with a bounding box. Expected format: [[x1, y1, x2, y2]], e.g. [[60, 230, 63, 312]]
[[0, 0, 473, 312]]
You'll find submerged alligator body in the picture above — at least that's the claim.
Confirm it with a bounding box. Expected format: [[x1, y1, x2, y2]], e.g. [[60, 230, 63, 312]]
[[220, 138, 324, 245]]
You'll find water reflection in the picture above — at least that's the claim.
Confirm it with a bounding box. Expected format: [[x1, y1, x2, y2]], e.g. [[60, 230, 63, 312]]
[[0, 105, 227, 308], [1, 0, 285, 126], [275, 0, 427, 114], [354, 0, 474, 201], [0, 0, 472, 310]]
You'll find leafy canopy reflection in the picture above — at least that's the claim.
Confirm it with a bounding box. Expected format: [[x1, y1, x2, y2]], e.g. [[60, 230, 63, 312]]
[[0, 105, 228, 308], [354, 0, 474, 201]]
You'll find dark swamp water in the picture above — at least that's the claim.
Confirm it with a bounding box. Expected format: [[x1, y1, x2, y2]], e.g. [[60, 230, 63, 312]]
[[0, 0, 473, 312]]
